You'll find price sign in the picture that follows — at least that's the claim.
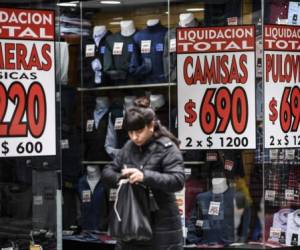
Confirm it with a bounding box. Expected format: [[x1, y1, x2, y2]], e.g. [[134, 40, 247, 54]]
[[264, 25, 300, 148], [177, 26, 256, 149], [0, 8, 56, 157]]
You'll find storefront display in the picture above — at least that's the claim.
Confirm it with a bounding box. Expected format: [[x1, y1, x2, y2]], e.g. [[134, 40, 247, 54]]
[[0, 0, 300, 249]]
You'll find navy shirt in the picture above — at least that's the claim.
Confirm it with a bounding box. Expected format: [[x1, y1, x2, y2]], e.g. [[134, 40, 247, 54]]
[[129, 23, 167, 83], [78, 175, 109, 231]]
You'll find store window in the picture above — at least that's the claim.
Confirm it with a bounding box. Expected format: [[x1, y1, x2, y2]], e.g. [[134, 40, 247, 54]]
[[0, 0, 300, 249]]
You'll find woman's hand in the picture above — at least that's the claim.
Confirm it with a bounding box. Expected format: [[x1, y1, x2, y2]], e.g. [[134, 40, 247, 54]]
[[122, 168, 144, 184]]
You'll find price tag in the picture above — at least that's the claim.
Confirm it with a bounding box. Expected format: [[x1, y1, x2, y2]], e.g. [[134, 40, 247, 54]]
[[208, 201, 220, 216], [113, 42, 124, 55], [141, 40, 151, 53], [285, 149, 295, 160], [82, 190, 91, 203], [184, 168, 191, 175], [85, 44, 95, 57], [285, 189, 294, 200], [227, 16, 238, 25], [109, 188, 117, 201], [279, 231, 286, 244], [114, 117, 123, 130], [60, 139, 69, 149], [270, 149, 278, 160], [169, 38, 176, 52], [196, 220, 204, 227], [224, 160, 234, 171], [270, 227, 281, 239], [291, 233, 298, 246], [265, 190, 276, 201], [33, 195, 43, 205], [86, 119, 94, 132], [206, 152, 218, 161]]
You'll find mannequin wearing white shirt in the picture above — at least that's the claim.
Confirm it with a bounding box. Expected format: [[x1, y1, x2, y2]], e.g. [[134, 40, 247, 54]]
[[179, 13, 198, 27], [212, 177, 228, 194], [86, 165, 101, 193], [120, 20, 136, 37], [147, 19, 160, 26], [286, 209, 300, 246]]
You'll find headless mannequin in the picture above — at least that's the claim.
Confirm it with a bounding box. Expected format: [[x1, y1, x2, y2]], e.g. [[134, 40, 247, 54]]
[[124, 96, 137, 109], [212, 178, 228, 194], [150, 94, 165, 111], [93, 25, 107, 45], [120, 20, 136, 37], [147, 19, 160, 26], [86, 165, 101, 193], [95, 96, 109, 110], [179, 13, 197, 27], [93, 25, 107, 36]]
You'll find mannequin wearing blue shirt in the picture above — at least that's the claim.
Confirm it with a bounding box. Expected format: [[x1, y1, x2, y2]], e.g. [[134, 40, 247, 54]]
[[187, 177, 235, 245], [129, 18, 167, 83], [78, 165, 109, 231]]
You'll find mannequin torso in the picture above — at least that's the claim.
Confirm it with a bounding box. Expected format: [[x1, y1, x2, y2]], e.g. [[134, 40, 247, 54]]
[[150, 94, 165, 111], [212, 178, 228, 194], [120, 20, 136, 37], [95, 96, 109, 111], [179, 13, 198, 27], [86, 165, 101, 193], [124, 96, 137, 109], [147, 19, 160, 26]]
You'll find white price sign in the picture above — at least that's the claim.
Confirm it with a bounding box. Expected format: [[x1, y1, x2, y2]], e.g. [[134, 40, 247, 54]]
[[0, 8, 56, 157], [177, 26, 256, 149]]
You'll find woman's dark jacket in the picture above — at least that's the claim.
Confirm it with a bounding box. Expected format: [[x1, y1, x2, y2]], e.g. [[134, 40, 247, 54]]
[[102, 136, 185, 249]]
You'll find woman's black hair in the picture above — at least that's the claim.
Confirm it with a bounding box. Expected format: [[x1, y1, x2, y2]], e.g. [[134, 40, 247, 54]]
[[124, 104, 180, 147]]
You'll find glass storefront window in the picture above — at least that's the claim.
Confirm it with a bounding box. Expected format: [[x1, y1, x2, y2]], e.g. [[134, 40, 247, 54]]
[[0, 0, 300, 249]]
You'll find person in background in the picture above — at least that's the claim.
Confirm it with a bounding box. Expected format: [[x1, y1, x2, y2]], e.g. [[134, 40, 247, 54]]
[[103, 96, 185, 250]]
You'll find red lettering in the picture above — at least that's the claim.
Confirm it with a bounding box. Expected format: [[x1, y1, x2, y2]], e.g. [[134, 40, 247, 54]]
[[26, 44, 42, 70], [41, 44, 52, 71], [184, 56, 194, 85], [16, 44, 28, 70], [5, 43, 15, 70], [239, 54, 248, 84]]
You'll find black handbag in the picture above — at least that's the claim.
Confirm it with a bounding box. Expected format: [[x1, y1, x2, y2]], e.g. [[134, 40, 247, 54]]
[[108, 179, 153, 242]]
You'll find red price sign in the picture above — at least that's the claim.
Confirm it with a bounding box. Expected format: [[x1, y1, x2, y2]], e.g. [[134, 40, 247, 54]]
[[185, 86, 248, 135], [268, 86, 300, 133], [0, 81, 46, 138]]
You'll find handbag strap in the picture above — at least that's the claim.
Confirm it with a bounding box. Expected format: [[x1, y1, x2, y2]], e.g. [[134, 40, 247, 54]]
[[114, 179, 129, 222]]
